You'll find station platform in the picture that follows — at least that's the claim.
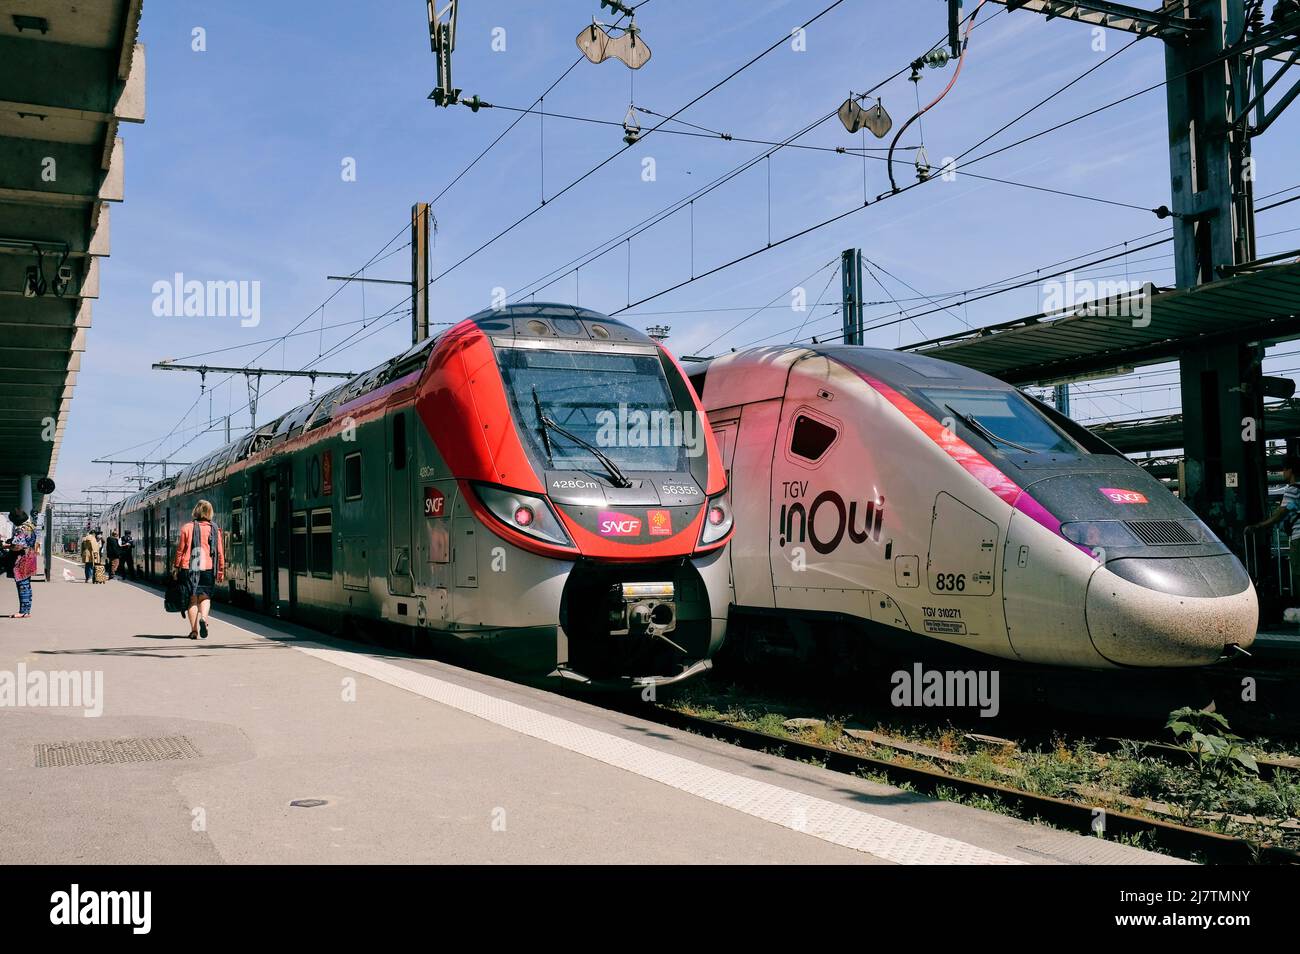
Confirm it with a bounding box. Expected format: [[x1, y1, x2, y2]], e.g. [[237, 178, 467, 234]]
[[0, 558, 1182, 865], [1253, 625, 1300, 664]]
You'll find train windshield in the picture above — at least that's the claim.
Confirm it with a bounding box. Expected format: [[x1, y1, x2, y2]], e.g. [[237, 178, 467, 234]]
[[919, 387, 1083, 455], [497, 346, 689, 473]]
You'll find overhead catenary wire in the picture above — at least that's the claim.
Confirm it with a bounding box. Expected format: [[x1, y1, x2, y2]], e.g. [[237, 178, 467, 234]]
[[127, 221, 415, 468], [430, 3, 646, 209], [426, 0, 856, 292], [109, 9, 1300, 474], [98, 6, 655, 474], [695, 258, 838, 355], [507, 4, 1008, 305], [624, 8, 1293, 345], [604, 26, 1181, 328], [886, 0, 989, 192], [632, 49, 1230, 346]]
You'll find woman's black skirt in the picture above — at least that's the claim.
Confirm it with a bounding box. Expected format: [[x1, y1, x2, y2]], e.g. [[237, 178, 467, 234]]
[[191, 569, 216, 598]]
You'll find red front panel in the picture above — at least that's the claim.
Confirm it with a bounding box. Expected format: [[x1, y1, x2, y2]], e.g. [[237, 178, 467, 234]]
[[416, 320, 545, 494]]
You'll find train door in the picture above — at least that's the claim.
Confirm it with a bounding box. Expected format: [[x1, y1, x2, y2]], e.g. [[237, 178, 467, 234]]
[[725, 398, 782, 609], [144, 506, 155, 576], [230, 495, 248, 595], [387, 410, 415, 597], [768, 356, 895, 621], [262, 476, 280, 612], [923, 491, 1002, 646], [164, 506, 172, 574]]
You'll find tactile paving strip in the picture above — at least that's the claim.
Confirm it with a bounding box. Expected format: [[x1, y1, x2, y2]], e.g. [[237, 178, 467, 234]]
[[296, 645, 1023, 865], [34, 736, 202, 768]]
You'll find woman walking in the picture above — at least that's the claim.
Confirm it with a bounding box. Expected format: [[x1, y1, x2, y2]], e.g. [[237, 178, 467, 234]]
[[6, 510, 38, 618], [79, 529, 98, 582], [172, 499, 224, 639]]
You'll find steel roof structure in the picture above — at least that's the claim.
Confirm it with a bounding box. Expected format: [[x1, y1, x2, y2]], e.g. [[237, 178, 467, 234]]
[[905, 261, 1300, 386], [1091, 402, 1300, 454]]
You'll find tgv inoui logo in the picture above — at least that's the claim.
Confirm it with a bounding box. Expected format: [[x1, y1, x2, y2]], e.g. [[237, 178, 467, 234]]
[[778, 488, 884, 554], [50, 884, 151, 934]]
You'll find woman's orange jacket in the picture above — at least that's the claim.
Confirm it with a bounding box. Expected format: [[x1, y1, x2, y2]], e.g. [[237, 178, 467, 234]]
[[173, 519, 225, 576]]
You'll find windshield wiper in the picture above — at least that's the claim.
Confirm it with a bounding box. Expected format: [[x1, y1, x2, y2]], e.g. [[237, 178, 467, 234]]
[[532, 388, 554, 464], [532, 390, 632, 488], [944, 404, 1035, 454]]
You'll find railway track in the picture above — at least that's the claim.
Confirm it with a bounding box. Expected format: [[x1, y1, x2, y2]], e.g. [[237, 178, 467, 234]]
[[618, 699, 1300, 865], [127, 572, 1299, 863], [703, 639, 1300, 744]]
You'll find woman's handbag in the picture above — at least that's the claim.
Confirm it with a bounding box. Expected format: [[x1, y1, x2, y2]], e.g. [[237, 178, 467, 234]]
[[163, 573, 188, 614], [14, 550, 37, 579]]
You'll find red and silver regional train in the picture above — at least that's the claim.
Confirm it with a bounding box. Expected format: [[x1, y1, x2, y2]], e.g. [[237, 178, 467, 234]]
[[105, 304, 733, 689], [688, 345, 1257, 669]]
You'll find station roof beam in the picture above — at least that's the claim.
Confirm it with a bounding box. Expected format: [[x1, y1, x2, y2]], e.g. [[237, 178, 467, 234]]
[[0, 0, 145, 509]]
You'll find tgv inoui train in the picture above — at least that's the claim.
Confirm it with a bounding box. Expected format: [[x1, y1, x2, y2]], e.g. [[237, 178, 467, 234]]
[[688, 345, 1257, 669], [104, 304, 733, 689]]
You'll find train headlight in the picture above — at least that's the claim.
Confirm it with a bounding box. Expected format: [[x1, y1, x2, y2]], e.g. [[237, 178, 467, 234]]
[[473, 484, 572, 547], [697, 491, 733, 548]]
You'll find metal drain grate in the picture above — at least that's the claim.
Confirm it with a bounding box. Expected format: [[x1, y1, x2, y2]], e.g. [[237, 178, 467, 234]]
[[34, 736, 202, 768]]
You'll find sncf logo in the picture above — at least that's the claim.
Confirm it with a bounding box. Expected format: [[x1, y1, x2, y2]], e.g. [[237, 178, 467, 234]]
[[598, 510, 642, 537], [1100, 487, 1148, 504], [424, 487, 446, 517], [779, 491, 884, 554]]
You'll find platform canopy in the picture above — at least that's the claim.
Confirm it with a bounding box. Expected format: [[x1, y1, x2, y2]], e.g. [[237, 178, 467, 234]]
[[0, 0, 144, 511], [905, 261, 1300, 387], [1091, 402, 1300, 454]]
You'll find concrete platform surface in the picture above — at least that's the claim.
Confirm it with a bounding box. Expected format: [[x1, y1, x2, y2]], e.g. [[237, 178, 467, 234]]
[[0, 558, 1183, 865]]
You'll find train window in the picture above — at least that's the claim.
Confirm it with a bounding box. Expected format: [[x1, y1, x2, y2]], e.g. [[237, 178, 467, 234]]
[[231, 497, 243, 543], [496, 346, 687, 472], [310, 509, 333, 578], [921, 388, 1082, 455], [344, 452, 362, 500], [393, 414, 407, 470], [291, 511, 307, 575], [249, 498, 261, 565], [790, 413, 838, 462]]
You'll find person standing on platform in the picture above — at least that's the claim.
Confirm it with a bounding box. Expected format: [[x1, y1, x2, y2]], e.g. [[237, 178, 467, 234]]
[[6, 510, 38, 618], [105, 529, 121, 580], [1248, 454, 1300, 606], [120, 530, 136, 579], [172, 499, 225, 640], [79, 529, 99, 583]]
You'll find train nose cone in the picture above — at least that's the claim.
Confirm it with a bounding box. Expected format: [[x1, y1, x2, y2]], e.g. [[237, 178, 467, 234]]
[[1085, 554, 1257, 666]]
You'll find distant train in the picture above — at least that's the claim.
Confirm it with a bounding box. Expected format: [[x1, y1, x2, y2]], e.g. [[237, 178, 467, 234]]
[[104, 304, 733, 689], [688, 345, 1257, 669]]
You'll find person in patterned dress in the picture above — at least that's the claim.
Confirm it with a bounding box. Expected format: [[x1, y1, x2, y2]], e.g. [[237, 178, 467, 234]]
[[6, 510, 38, 618]]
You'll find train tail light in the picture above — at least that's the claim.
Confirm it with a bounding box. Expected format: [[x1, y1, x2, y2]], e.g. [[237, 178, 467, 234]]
[[697, 491, 733, 549], [473, 483, 572, 547]]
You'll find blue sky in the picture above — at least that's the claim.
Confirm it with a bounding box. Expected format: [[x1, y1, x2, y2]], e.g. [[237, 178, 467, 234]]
[[59, 0, 1300, 502]]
